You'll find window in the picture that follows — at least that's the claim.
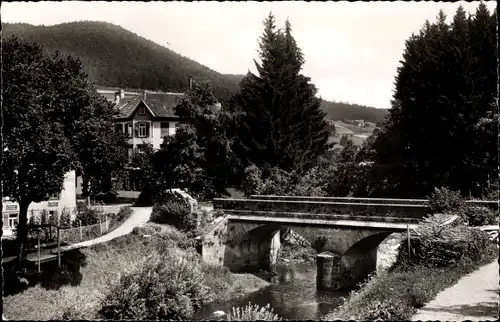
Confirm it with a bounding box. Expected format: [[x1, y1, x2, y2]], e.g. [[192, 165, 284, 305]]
[[137, 122, 150, 138], [3, 214, 9, 228], [49, 192, 60, 200], [126, 123, 133, 138], [138, 106, 146, 115], [160, 122, 169, 137], [115, 123, 123, 134], [8, 213, 18, 228]]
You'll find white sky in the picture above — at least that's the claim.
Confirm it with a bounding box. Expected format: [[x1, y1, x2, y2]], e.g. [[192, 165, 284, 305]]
[[3, 1, 497, 109]]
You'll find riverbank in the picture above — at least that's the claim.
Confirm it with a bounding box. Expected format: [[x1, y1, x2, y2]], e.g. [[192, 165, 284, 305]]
[[322, 226, 498, 321], [2, 225, 269, 320]]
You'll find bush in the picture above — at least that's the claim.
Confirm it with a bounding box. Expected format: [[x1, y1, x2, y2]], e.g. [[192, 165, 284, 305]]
[[462, 206, 498, 226], [150, 195, 196, 234], [59, 208, 72, 229], [98, 251, 212, 320], [74, 202, 101, 226], [241, 165, 263, 197], [227, 303, 281, 321], [427, 187, 466, 214], [395, 224, 497, 269]]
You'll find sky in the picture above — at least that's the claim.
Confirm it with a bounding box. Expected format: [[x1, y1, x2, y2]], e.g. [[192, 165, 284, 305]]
[[3, 1, 497, 109]]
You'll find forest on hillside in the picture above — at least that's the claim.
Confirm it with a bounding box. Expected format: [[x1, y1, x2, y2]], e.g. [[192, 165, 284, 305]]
[[320, 100, 388, 124], [3, 21, 388, 121]]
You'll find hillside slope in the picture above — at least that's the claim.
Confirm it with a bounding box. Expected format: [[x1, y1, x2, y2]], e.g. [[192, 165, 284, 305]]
[[3, 21, 389, 121], [2, 21, 243, 102]]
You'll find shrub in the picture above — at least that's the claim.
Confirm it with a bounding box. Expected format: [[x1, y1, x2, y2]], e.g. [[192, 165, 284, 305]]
[[462, 206, 498, 226], [28, 210, 39, 225], [98, 251, 211, 320], [150, 195, 196, 233], [59, 208, 72, 229], [74, 202, 101, 226], [427, 187, 466, 214], [40, 209, 49, 225], [227, 303, 281, 321], [396, 224, 497, 269], [241, 165, 263, 197], [201, 264, 234, 297]]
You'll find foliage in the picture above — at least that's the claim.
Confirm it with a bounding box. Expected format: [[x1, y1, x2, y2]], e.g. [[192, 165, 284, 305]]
[[150, 195, 196, 234], [427, 187, 466, 214], [320, 100, 388, 124], [325, 242, 497, 321], [152, 84, 238, 200], [2, 36, 76, 259], [462, 206, 498, 226], [74, 201, 101, 226], [2, 21, 241, 103], [241, 164, 328, 197], [2, 36, 127, 261], [395, 222, 497, 269], [367, 4, 497, 198], [98, 251, 212, 320], [232, 13, 329, 174], [227, 303, 281, 321], [59, 208, 72, 229]]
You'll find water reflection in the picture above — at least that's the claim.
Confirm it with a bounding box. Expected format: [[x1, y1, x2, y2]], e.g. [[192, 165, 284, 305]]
[[196, 263, 348, 321]]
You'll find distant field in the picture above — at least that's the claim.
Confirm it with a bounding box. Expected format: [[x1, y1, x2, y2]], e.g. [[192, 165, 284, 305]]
[[335, 122, 375, 135]]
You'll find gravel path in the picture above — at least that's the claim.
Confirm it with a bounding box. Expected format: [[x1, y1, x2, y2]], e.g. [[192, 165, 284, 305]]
[[411, 260, 499, 321], [60, 206, 152, 251]]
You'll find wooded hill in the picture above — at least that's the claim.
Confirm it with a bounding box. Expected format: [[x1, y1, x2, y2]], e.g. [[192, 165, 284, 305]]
[[3, 21, 388, 122]]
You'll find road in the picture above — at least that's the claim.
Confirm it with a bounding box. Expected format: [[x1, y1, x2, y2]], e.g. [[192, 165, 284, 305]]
[[59, 206, 152, 251], [411, 260, 499, 321]]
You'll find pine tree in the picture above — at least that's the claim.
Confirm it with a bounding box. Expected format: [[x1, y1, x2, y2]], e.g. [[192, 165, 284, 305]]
[[234, 13, 329, 173], [367, 4, 497, 198]]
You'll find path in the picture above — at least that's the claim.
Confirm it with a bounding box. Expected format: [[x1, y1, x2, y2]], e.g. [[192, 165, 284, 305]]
[[411, 260, 499, 321], [60, 206, 152, 251]]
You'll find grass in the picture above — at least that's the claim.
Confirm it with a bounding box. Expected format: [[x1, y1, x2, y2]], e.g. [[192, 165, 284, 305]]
[[322, 245, 498, 321], [2, 223, 268, 320]]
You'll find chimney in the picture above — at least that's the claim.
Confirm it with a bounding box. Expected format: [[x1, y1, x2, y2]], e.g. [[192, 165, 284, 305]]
[[120, 89, 125, 98], [143, 90, 147, 100], [188, 75, 193, 90], [115, 91, 121, 105]]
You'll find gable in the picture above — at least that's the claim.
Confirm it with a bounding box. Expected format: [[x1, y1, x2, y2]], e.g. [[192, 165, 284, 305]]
[[131, 100, 155, 120]]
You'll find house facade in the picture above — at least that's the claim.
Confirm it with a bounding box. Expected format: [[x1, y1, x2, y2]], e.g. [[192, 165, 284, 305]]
[[2, 170, 77, 238], [75, 81, 221, 198]]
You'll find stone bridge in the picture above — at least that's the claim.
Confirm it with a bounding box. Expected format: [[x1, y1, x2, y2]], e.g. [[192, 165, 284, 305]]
[[199, 196, 439, 291]]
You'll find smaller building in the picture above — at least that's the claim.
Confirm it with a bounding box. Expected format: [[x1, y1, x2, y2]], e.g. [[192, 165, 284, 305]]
[[2, 171, 77, 238]]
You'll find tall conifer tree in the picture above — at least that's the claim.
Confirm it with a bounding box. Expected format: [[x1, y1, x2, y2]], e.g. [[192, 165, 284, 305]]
[[234, 13, 329, 173]]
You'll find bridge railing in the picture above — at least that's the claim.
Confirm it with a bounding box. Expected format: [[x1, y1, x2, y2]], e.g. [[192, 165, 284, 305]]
[[213, 198, 430, 219], [248, 195, 498, 210]]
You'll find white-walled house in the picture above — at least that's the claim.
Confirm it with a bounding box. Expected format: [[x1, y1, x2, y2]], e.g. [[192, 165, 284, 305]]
[[2, 170, 77, 238], [75, 82, 222, 199]]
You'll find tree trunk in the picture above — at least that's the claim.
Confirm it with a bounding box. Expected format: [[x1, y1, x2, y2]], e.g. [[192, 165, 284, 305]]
[[16, 201, 30, 265]]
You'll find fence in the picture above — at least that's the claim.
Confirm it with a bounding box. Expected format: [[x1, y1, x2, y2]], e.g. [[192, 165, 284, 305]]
[[59, 215, 110, 244]]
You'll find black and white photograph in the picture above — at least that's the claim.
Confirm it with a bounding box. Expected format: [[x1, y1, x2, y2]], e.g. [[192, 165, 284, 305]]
[[1, 1, 498, 321]]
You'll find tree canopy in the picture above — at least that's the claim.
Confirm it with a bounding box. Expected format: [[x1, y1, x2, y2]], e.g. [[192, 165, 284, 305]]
[[361, 4, 497, 198], [233, 13, 329, 173], [2, 36, 127, 260]]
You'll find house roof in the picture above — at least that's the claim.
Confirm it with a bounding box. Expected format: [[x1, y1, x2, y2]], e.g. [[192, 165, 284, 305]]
[[97, 87, 186, 119]]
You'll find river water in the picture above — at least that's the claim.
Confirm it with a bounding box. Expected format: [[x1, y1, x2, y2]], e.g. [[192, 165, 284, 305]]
[[195, 262, 349, 320], [195, 233, 404, 320]]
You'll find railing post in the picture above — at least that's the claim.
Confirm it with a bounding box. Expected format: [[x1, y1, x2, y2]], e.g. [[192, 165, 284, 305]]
[[105, 214, 109, 232], [79, 220, 82, 240], [37, 231, 41, 273], [407, 224, 411, 262], [57, 227, 61, 268], [100, 217, 103, 235]]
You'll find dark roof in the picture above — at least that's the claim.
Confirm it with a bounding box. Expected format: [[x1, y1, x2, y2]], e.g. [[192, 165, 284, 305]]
[[104, 90, 185, 119]]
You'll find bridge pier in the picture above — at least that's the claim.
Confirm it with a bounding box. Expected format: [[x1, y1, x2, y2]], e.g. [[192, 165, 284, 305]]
[[316, 248, 378, 291]]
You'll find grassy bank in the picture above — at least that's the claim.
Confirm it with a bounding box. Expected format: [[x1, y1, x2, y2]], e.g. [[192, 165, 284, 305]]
[[323, 226, 498, 321], [2, 224, 268, 320]]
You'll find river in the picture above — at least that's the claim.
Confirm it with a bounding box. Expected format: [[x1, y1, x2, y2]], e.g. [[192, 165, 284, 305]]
[[195, 232, 404, 320], [195, 262, 349, 320]]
